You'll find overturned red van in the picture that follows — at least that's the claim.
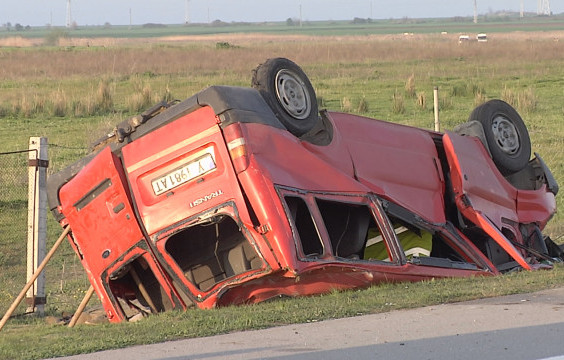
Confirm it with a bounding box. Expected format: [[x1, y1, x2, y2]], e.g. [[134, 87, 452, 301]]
[[48, 58, 560, 322]]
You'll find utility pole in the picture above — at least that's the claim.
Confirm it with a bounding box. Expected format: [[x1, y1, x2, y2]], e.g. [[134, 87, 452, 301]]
[[520, 0, 524, 18], [473, 0, 478, 24], [537, 0, 551, 15], [66, 0, 72, 28]]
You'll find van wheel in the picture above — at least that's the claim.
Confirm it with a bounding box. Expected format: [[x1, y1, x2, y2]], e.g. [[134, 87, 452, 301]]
[[468, 100, 531, 175], [252, 58, 318, 137]]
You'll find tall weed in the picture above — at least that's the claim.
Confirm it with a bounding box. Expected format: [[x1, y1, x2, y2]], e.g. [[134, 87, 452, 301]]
[[341, 97, 352, 112], [474, 91, 487, 106], [416, 92, 426, 110], [357, 96, 369, 113], [440, 95, 453, 110], [517, 87, 537, 113], [392, 91, 405, 114], [405, 74, 416, 98], [501, 85, 517, 107], [127, 85, 154, 113], [451, 84, 468, 97], [95, 80, 114, 114], [161, 84, 174, 102], [49, 90, 68, 117]]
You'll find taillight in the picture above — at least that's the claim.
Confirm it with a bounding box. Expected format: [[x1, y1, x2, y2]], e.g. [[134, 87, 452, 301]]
[[224, 123, 250, 174]]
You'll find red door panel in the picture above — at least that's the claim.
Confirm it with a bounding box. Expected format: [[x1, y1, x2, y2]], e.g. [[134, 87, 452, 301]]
[[443, 132, 530, 270], [59, 147, 183, 321], [59, 147, 146, 270]]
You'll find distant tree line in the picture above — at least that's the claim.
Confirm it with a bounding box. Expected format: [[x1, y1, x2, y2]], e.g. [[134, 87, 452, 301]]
[[2, 22, 32, 31], [285, 17, 375, 26]]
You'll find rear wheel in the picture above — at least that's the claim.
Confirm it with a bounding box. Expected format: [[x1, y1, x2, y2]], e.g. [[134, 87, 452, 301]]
[[468, 100, 531, 175], [252, 58, 318, 137]]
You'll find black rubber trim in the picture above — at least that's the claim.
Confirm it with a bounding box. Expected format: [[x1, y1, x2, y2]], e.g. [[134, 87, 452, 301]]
[[73, 178, 112, 212]]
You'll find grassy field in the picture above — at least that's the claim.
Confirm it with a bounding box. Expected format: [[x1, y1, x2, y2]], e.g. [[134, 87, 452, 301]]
[[1, 27, 564, 359]]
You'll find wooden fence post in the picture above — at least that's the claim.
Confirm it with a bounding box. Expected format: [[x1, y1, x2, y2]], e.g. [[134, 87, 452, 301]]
[[26, 137, 48, 314]]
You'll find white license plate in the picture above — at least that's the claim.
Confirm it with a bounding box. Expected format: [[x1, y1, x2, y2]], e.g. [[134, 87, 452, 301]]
[[152, 153, 216, 195]]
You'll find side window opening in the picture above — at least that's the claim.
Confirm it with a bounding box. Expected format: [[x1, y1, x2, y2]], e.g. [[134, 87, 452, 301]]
[[164, 215, 262, 291], [109, 256, 174, 320], [285, 196, 324, 257], [315, 198, 394, 263], [316, 199, 369, 259], [388, 214, 479, 270]]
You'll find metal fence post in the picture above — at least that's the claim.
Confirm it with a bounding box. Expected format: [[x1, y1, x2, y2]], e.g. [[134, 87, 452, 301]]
[[26, 137, 48, 314]]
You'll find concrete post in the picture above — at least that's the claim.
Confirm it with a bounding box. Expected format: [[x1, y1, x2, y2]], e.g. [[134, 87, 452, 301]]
[[433, 86, 440, 132], [26, 137, 48, 314]]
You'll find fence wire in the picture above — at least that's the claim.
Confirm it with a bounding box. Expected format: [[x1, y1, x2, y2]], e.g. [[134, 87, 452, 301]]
[[0, 151, 29, 316], [0, 146, 91, 319]]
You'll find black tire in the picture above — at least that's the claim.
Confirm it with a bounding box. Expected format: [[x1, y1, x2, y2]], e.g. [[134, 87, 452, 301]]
[[252, 58, 318, 137], [468, 100, 531, 175]]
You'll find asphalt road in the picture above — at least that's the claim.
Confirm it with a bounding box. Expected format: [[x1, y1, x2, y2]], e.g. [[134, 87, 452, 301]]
[[48, 287, 564, 360]]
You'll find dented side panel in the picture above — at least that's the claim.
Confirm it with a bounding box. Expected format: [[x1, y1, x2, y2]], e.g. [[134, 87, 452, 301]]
[[516, 186, 556, 227], [328, 112, 447, 224]]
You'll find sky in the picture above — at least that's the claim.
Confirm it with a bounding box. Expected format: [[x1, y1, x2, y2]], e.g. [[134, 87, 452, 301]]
[[1, 0, 562, 27]]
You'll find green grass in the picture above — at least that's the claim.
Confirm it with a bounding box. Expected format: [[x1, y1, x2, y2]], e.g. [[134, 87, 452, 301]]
[[1, 266, 563, 360]]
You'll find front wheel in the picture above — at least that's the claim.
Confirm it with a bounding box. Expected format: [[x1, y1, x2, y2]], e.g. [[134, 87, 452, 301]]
[[468, 100, 531, 175], [252, 58, 318, 137]]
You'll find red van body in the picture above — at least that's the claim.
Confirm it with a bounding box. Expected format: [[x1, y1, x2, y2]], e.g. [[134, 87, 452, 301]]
[[48, 78, 558, 322]]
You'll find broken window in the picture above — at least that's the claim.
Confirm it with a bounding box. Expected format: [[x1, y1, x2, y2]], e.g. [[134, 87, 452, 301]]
[[316, 199, 392, 261], [285, 196, 324, 257], [385, 211, 480, 270], [283, 190, 479, 270], [108, 255, 175, 320], [164, 215, 262, 291], [283, 193, 395, 262]]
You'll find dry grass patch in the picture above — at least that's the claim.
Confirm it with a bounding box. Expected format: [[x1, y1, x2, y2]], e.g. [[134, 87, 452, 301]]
[[416, 92, 427, 110], [392, 91, 405, 114], [474, 91, 487, 106], [357, 96, 369, 113], [405, 73, 416, 98], [341, 96, 352, 112]]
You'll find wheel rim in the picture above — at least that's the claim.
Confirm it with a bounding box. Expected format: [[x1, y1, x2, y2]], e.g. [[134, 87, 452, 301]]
[[274, 69, 311, 120], [492, 115, 520, 155]]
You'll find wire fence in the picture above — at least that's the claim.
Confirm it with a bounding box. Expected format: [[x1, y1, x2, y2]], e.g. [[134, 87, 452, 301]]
[[0, 143, 92, 319], [0, 150, 29, 316]]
